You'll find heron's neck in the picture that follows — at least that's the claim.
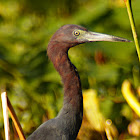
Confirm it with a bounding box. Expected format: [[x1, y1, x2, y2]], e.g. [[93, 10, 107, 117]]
[[47, 42, 83, 115]]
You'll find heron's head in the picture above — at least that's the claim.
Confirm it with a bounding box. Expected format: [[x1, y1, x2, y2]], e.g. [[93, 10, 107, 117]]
[[49, 24, 130, 48]]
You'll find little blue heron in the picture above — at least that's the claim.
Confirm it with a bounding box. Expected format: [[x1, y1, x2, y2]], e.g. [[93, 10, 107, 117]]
[[27, 24, 130, 140]]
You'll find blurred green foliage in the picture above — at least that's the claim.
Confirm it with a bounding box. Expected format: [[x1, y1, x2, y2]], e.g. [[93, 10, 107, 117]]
[[0, 0, 140, 139]]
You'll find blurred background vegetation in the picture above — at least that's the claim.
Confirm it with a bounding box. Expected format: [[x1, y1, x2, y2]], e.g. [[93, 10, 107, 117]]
[[0, 0, 139, 139]]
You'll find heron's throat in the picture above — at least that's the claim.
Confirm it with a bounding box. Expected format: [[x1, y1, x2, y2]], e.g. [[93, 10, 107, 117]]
[[47, 44, 83, 113]]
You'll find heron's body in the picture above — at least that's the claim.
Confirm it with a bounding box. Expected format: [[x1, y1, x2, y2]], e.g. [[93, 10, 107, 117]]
[[27, 24, 129, 140]]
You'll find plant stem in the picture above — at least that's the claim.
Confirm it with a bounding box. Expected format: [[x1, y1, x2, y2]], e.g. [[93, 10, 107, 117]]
[[1, 90, 10, 140], [124, 0, 140, 61], [7, 97, 26, 140]]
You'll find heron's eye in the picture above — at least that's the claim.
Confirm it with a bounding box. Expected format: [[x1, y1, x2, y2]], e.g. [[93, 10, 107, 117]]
[[74, 31, 80, 36]]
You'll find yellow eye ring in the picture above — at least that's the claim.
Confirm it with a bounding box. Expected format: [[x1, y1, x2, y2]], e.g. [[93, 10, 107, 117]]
[[74, 31, 80, 36]]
